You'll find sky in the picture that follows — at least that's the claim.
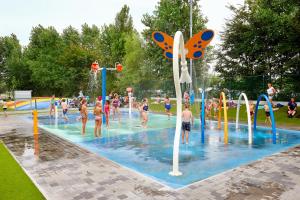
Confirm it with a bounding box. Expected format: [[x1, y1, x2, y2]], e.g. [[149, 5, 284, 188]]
[[0, 0, 244, 46]]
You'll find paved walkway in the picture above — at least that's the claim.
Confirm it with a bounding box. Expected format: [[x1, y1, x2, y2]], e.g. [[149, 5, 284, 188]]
[[0, 115, 299, 200]]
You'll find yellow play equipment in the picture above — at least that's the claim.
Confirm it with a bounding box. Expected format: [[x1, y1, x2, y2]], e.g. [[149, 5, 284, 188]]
[[218, 92, 229, 144]]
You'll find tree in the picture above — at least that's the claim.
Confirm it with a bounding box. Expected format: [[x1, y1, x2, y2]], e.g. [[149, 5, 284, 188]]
[[99, 5, 135, 93], [0, 34, 30, 93], [216, 0, 300, 99], [141, 0, 209, 95]]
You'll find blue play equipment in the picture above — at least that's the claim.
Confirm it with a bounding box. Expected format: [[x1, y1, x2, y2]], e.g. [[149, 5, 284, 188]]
[[102, 67, 107, 123], [253, 94, 276, 144], [200, 90, 205, 143]]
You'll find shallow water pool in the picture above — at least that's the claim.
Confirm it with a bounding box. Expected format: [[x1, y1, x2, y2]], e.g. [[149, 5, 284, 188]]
[[37, 111, 300, 189]]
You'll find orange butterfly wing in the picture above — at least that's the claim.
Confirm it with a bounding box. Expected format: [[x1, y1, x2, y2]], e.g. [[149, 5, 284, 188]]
[[185, 29, 214, 60], [152, 31, 174, 59]]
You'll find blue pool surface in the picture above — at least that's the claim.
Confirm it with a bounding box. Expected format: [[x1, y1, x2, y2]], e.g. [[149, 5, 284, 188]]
[[36, 111, 300, 189]]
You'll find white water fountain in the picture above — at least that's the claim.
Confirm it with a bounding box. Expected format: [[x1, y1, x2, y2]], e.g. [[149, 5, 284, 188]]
[[169, 31, 192, 176]]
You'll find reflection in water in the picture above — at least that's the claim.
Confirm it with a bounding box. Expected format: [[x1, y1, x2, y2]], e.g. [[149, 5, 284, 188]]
[[34, 134, 39, 157]]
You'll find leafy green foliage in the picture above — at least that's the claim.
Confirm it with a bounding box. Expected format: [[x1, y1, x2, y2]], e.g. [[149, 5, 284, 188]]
[[141, 0, 209, 94], [216, 0, 300, 99]]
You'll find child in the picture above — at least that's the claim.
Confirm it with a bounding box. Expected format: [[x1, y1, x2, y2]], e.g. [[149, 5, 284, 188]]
[[112, 94, 121, 121], [93, 101, 102, 137], [212, 101, 218, 119], [264, 104, 272, 126], [182, 104, 193, 144], [141, 98, 149, 128], [205, 100, 212, 118], [104, 100, 110, 127], [164, 96, 171, 120], [287, 98, 297, 118], [80, 99, 88, 135], [249, 101, 255, 122], [61, 99, 68, 121], [184, 91, 190, 104], [49, 95, 55, 117], [2, 100, 8, 117]]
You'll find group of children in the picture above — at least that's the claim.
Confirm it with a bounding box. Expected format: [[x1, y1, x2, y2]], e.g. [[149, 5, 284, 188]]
[[79, 93, 121, 137], [48, 90, 290, 143]]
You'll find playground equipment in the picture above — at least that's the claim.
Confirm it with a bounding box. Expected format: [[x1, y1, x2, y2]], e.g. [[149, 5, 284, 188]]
[[152, 29, 214, 176], [199, 87, 213, 143], [218, 92, 229, 144], [236, 93, 252, 144], [168, 31, 190, 176], [254, 94, 276, 144], [91, 61, 123, 123]]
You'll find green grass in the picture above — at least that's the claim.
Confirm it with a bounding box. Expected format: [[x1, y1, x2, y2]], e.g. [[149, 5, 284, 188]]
[[149, 101, 300, 128], [0, 142, 45, 200]]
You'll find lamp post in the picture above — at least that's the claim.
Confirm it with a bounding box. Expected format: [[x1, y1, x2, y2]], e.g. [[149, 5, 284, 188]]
[[189, 0, 193, 92]]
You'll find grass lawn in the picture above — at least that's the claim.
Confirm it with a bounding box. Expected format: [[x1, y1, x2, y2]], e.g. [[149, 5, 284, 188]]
[[149, 101, 300, 129], [0, 142, 45, 200]]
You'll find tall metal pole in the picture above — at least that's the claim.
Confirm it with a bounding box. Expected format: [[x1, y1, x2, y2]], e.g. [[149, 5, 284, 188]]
[[189, 0, 193, 92]]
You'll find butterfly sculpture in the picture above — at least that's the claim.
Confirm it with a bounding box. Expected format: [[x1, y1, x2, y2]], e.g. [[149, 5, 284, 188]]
[[152, 29, 214, 60]]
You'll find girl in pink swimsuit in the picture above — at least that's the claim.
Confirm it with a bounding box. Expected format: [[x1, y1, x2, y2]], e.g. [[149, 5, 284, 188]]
[[104, 100, 110, 127]]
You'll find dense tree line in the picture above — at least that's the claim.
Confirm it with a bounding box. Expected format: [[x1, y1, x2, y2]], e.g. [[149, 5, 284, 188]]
[[0, 5, 143, 97], [1, 0, 299, 100], [216, 0, 300, 99]]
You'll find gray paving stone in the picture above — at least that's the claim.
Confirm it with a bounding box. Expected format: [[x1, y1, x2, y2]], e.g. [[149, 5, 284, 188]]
[[0, 115, 299, 200]]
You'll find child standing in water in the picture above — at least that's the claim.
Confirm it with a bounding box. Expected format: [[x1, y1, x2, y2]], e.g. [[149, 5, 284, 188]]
[[104, 100, 110, 128], [212, 100, 218, 119], [249, 101, 255, 122], [164, 96, 171, 120], [93, 101, 102, 137], [61, 99, 69, 121], [80, 99, 88, 135], [141, 98, 149, 128], [182, 104, 194, 144], [112, 94, 121, 121], [49, 95, 55, 117], [264, 104, 272, 126]]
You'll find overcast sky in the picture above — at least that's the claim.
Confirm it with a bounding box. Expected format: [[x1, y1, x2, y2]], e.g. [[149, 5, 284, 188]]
[[0, 0, 244, 46]]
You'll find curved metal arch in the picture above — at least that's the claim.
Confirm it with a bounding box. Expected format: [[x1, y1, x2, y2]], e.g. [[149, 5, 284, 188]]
[[253, 94, 276, 144], [169, 31, 188, 176], [201, 91, 205, 143], [236, 93, 252, 144], [218, 92, 229, 144]]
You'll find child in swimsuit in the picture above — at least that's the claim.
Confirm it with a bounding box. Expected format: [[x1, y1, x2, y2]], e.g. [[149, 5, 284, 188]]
[[212, 101, 218, 119], [61, 99, 68, 121], [249, 101, 255, 122], [182, 104, 194, 144], [93, 101, 102, 137], [112, 94, 120, 121], [80, 99, 88, 135], [164, 96, 171, 120], [104, 100, 110, 127], [49, 95, 55, 117], [264, 104, 272, 126], [141, 98, 148, 128]]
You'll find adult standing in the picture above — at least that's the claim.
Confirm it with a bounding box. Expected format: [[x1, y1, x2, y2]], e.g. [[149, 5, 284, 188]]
[[267, 83, 276, 107]]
